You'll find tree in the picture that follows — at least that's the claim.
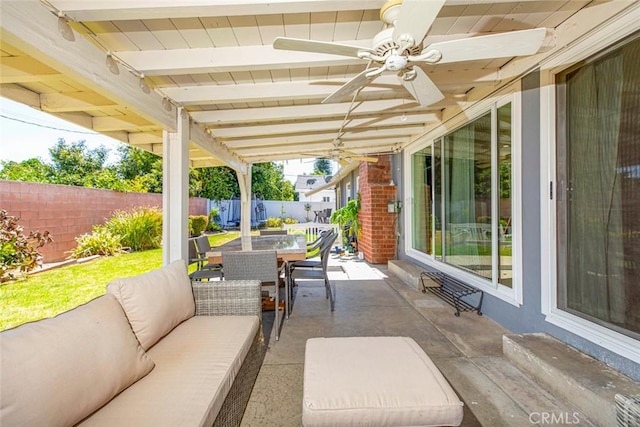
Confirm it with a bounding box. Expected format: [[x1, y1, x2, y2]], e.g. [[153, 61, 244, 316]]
[[116, 145, 163, 193], [48, 139, 109, 186], [190, 162, 295, 201], [0, 158, 53, 183], [313, 158, 332, 175], [251, 163, 294, 200], [191, 166, 238, 200]]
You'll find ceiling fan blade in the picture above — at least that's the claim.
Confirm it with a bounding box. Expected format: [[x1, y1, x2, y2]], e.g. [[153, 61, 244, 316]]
[[349, 156, 379, 163], [393, 0, 446, 47], [273, 37, 372, 58], [342, 151, 379, 163], [322, 68, 379, 104], [400, 66, 445, 107], [429, 28, 547, 64]]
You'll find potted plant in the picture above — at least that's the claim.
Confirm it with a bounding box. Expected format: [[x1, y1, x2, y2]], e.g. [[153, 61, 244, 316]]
[[330, 196, 361, 252]]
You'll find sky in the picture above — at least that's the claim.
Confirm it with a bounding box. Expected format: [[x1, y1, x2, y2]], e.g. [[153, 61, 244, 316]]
[[0, 97, 328, 183]]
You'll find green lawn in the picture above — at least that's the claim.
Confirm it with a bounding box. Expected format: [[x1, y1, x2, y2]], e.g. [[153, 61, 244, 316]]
[[0, 232, 239, 331]]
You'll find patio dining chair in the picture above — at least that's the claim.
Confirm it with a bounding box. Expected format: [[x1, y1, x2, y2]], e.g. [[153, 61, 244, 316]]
[[306, 229, 331, 250], [289, 236, 335, 312], [195, 236, 224, 273], [222, 250, 287, 341], [188, 238, 223, 281], [292, 230, 337, 271]]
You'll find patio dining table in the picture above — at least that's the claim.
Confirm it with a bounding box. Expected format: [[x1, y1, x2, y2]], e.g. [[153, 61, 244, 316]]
[[206, 234, 307, 264], [208, 234, 307, 324]]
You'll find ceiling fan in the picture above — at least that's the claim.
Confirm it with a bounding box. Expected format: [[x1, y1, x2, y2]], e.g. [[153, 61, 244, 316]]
[[273, 0, 548, 107], [301, 139, 379, 167]]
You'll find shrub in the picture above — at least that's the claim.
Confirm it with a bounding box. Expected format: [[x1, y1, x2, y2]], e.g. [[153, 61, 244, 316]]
[[283, 217, 298, 224], [189, 215, 208, 237], [71, 226, 122, 258], [105, 207, 163, 251], [207, 208, 222, 232], [207, 222, 222, 232], [1, 210, 52, 282], [266, 217, 282, 228]]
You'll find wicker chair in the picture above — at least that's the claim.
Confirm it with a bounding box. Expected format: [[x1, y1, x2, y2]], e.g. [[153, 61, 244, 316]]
[[222, 250, 286, 341]]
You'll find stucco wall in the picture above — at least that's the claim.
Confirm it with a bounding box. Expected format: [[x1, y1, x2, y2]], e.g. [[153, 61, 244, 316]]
[[0, 180, 208, 262]]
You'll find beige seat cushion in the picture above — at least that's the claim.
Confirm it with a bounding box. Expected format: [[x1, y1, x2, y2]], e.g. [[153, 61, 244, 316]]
[[78, 315, 259, 427], [303, 336, 464, 427], [0, 294, 155, 427], [107, 259, 195, 350]]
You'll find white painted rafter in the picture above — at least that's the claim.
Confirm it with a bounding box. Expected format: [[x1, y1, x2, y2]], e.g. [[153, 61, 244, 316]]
[[116, 44, 369, 76], [223, 126, 424, 150], [53, 0, 549, 22], [164, 76, 404, 105], [190, 99, 450, 125], [53, 1, 387, 21], [165, 69, 495, 105], [210, 113, 439, 138]]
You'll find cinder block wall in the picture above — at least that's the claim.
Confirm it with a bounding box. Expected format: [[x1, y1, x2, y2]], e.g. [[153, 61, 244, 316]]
[[0, 180, 208, 262], [358, 156, 398, 264]]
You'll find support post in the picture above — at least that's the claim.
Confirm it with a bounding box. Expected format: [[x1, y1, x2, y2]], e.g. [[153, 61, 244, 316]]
[[236, 165, 253, 250], [162, 108, 190, 265]]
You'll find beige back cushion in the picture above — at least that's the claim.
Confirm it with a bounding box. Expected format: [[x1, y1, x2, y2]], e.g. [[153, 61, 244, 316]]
[[107, 259, 195, 350], [0, 294, 155, 427]]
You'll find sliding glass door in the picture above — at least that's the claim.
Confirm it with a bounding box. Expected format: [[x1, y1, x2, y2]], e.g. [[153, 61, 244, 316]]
[[556, 35, 640, 338]]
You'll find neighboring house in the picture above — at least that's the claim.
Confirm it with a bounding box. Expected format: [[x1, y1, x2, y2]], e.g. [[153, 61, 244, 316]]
[[294, 175, 334, 203]]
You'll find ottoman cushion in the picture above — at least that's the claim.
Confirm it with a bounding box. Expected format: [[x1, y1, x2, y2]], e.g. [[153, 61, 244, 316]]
[[303, 336, 463, 426]]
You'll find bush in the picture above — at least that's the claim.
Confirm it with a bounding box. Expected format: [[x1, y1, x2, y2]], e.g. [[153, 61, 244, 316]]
[[283, 217, 298, 224], [189, 215, 208, 237], [207, 222, 222, 232], [266, 217, 282, 228], [71, 226, 122, 258], [1, 210, 52, 281], [207, 208, 222, 232], [105, 207, 163, 251]]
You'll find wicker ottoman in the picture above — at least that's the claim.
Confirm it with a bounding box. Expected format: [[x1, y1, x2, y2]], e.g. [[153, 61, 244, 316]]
[[302, 337, 463, 427]]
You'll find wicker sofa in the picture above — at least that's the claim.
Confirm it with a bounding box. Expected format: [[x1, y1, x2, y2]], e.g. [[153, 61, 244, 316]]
[[0, 260, 264, 427]]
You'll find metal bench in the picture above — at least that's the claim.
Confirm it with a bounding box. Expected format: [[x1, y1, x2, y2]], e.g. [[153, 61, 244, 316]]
[[420, 271, 484, 317]]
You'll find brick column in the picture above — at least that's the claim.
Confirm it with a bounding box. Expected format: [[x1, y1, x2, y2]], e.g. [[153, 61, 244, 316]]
[[358, 155, 397, 264]]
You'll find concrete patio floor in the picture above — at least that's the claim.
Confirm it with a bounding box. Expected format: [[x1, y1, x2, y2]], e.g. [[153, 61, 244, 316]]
[[240, 254, 591, 427]]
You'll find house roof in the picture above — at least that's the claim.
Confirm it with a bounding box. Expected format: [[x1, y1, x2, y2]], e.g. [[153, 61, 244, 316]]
[[1, 1, 634, 173], [294, 175, 332, 192]]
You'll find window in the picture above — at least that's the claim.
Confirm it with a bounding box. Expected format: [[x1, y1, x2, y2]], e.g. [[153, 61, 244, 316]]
[[410, 102, 514, 289], [322, 196, 330, 203], [556, 35, 640, 339]]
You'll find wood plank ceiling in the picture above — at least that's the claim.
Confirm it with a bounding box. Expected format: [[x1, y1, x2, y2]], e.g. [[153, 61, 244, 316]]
[[0, 0, 597, 168]]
